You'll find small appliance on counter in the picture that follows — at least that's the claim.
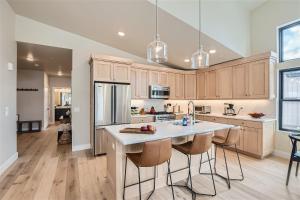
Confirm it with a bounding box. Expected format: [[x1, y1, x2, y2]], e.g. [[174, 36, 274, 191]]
[[223, 103, 243, 116], [164, 103, 173, 113], [131, 106, 139, 115], [195, 105, 211, 114]]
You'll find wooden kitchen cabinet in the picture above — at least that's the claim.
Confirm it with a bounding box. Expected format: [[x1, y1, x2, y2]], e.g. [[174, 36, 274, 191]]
[[131, 68, 148, 99], [248, 59, 269, 98], [205, 71, 217, 99], [159, 72, 168, 86], [113, 64, 131, 83], [233, 64, 248, 98], [243, 127, 262, 155], [93, 61, 113, 82], [196, 72, 206, 99], [167, 73, 176, 99], [216, 67, 233, 99], [148, 71, 159, 85], [175, 74, 185, 99], [184, 74, 196, 99]]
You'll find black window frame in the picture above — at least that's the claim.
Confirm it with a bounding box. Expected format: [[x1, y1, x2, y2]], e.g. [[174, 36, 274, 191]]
[[279, 67, 300, 133], [279, 20, 300, 63]]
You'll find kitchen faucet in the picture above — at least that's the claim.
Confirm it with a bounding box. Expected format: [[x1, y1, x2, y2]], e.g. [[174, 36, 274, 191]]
[[188, 100, 195, 125]]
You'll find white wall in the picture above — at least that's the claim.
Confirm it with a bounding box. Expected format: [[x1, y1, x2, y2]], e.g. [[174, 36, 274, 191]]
[[0, 0, 17, 175], [43, 72, 49, 129], [17, 69, 44, 127], [15, 15, 152, 150], [251, 0, 300, 54], [149, 0, 251, 57]]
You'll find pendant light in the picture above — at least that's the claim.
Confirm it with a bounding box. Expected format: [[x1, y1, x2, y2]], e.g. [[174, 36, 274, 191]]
[[147, 0, 168, 63], [191, 0, 209, 69]]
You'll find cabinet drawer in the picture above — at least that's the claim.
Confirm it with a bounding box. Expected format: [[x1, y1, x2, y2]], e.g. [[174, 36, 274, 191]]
[[131, 116, 154, 124]]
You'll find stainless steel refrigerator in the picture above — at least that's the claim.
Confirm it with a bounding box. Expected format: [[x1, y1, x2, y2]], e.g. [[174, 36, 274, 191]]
[[93, 82, 131, 155]]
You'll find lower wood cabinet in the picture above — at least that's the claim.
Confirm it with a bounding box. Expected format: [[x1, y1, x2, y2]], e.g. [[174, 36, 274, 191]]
[[196, 115, 274, 159]]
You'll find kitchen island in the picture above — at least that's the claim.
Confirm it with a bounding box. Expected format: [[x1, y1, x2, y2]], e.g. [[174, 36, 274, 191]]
[[103, 120, 234, 200]]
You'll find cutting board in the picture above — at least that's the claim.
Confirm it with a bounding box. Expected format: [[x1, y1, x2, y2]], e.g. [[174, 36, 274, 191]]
[[119, 128, 156, 134]]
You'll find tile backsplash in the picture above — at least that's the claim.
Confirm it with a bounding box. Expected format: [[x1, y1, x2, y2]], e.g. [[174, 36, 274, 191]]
[[131, 99, 276, 118]]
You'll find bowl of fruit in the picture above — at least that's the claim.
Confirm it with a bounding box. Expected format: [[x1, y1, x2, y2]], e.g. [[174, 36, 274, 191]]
[[248, 112, 265, 119], [140, 125, 156, 133]]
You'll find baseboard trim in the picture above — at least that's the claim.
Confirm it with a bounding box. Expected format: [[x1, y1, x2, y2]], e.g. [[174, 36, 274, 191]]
[[0, 152, 18, 176], [272, 150, 290, 159], [72, 144, 91, 152]]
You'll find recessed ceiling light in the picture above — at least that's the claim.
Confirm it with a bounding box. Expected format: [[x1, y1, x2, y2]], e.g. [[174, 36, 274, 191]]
[[34, 63, 39, 67], [184, 58, 190, 63], [57, 71, 63, 76], [209, 49, 216, 54], [118, 31, 125, 37], [26, 53, 34, 62]]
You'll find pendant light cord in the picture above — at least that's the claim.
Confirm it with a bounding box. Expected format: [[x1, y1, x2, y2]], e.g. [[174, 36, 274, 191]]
[[198, 0, 201, 49], [156, 0, 158, 39]]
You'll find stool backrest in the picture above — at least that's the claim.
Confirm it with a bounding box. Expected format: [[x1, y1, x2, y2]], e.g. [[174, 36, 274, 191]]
[[224, 126, 241, 146], [139, 138, 172, 167], [190, 133, 213, 155]]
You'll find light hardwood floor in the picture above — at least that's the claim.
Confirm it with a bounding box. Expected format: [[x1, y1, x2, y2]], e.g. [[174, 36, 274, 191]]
[[0, 126, 299, 200]]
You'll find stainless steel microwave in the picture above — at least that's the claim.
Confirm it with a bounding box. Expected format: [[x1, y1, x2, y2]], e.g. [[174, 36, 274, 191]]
[[149, 85, 170, 99]]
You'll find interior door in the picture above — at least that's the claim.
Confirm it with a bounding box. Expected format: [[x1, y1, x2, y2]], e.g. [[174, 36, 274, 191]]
[[114, 84, 131, 124], [95, 83, 113, 126]]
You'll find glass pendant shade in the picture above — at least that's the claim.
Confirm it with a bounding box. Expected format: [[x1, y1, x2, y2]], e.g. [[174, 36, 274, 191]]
[[191, 46, 209, 69], [147, 34, 168, 63]]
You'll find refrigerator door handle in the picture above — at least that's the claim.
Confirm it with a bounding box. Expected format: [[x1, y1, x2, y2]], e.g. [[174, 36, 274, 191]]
[[113, 85, 117, 124], [111, 85, 115, 124]]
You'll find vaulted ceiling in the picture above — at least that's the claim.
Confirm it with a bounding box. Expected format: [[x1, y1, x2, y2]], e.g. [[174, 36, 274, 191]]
[[8, 0, 266, 69]]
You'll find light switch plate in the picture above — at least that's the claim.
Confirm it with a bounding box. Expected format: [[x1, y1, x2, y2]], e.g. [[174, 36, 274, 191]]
[[7, 62, 14, 71], [4, 106, 9, 117], [74, 107, 80, 113]]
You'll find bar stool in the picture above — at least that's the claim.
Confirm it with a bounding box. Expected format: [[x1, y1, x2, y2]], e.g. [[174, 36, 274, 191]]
[[168, 133, 216, 200], [123, 138, 175, 200], [211, 126, 244, 189], [286, 133, 300, 186]]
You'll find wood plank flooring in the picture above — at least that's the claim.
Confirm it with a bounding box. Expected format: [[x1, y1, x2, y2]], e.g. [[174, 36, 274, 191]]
[[0, 125, 299, 200]]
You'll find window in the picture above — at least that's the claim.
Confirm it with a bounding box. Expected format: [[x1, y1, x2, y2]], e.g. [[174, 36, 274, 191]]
[[279, 20, 300, 62], [279, 68, 300, 132]]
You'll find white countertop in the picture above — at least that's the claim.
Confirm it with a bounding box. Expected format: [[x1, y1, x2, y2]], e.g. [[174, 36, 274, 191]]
[[105, 120, 234, 145], [196, 113, 276, 122]]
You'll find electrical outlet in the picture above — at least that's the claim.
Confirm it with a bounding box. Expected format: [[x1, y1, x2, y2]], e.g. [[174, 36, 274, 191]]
[[74, 107, 80, 113], [7, 62, 14, 71], [4, 106, 9, 117]]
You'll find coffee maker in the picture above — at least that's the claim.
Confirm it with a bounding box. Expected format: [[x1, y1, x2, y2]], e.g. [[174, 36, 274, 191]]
[[224, 103, 236, 116]]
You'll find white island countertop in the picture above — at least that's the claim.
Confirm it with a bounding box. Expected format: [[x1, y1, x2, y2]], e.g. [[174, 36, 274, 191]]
[[105, 120, 234, 145]]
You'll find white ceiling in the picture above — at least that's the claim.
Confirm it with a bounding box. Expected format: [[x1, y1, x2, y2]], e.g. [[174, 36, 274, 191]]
[[17, 42, 72, 76], [8, 0, 265, 69]]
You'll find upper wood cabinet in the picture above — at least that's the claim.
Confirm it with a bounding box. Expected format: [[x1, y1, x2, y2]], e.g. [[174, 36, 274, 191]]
[[196, 72, 206, 99], [93, 61, 114, 82], [205, 71, 217, 99], [248, 59, 269, 98], [167, 73, 176, 99], [148, 71, 159, 85], [175, 74, 185, 99], [131, 68, 148, 99], [216, 67, 233, 99], [159, 72, 168, 86], [184, 74, 196, 99], [233, 64, 248, 98], [113, 64, 131, 83], [90, 55, 132, 83]]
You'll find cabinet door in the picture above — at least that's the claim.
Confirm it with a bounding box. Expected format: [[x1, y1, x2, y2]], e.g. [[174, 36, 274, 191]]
[[93, 61, 113, 81], [248, 60, 269, 98], [130, 68, 138, 99], [113, 64, 130, 83], [243, 127, 261, 155], [216, 67, 232, 99], [233, 64, 248, 98], [137, 69, 149, 99], [196, 72, 206, 99], [159, 72, 168, 86], [184, 74, 196, 99], [236, 128, 244, 151], [175, 74, 185, 99], [205, 71, 217, 99], [167, 73, 176, 99], [148, 71, 159, 85]]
